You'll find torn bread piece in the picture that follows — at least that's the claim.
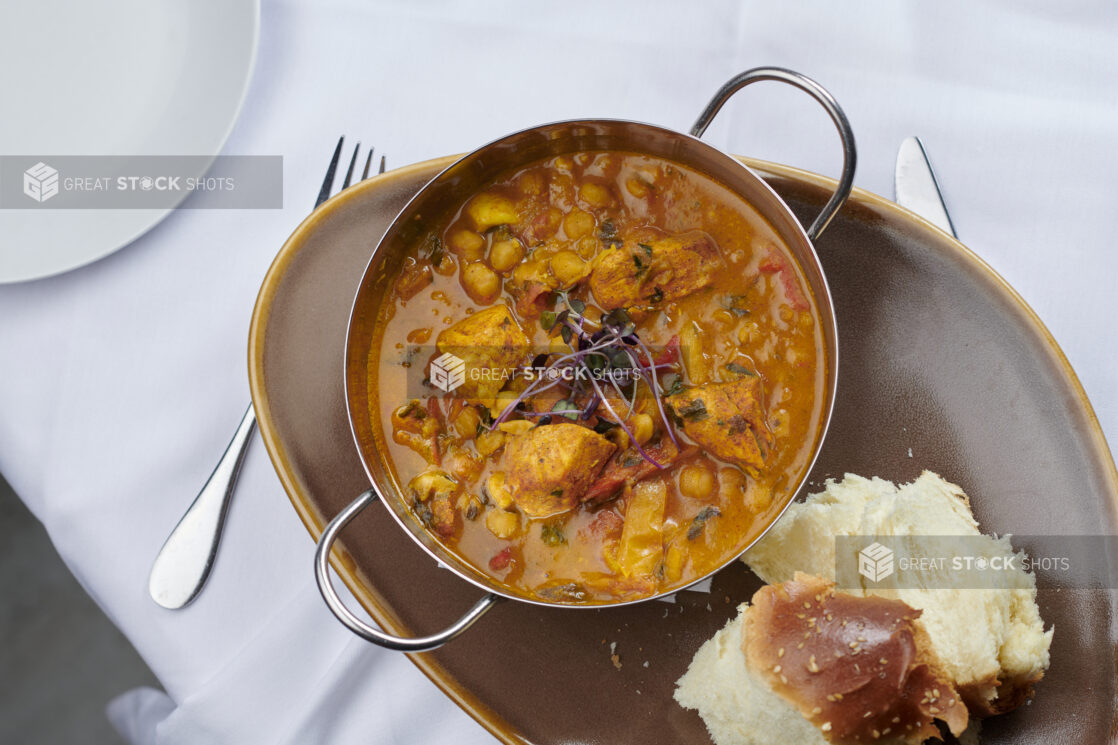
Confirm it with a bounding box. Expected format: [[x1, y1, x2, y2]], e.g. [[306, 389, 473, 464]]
[[676, 574, 969, 745], [743, 471, 1052, 716], [746, 573, 966, 744]]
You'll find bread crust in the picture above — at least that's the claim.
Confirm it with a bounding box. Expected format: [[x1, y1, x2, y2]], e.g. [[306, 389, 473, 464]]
[[744, 573, 968, 744]]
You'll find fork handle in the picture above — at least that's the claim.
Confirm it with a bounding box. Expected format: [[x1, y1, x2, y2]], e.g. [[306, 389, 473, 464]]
[[148, 403, 257, 609]]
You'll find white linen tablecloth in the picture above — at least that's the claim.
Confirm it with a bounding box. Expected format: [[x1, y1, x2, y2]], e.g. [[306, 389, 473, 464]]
[[1, 1, 1116, 743]]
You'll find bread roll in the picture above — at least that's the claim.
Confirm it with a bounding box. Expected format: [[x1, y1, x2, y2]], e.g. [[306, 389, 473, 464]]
[[743, 471, 1052, 715]]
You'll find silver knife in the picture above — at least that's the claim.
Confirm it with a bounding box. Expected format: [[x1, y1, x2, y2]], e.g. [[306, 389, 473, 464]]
[[894, 136, 957, 238]]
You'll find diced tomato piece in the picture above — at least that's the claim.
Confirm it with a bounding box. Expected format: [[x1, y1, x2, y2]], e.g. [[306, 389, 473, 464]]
[[489, 547, 514, 571], [758, 247, 808, 311], [515, 281, 552, 319], [583, 439, 696, 504], [586, 508, 624, 543], [653, 335, 680, 366]]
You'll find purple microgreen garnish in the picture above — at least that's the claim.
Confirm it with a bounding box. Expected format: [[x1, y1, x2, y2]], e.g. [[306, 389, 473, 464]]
[[490, 293, 679, 467], [586, 373, 665, 469]]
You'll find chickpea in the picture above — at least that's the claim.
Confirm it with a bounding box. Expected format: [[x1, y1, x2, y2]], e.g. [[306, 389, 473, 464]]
[[576, 237, 598, 259], [408, 469, 456, 502], [448, 229, 485, 260], [461, 262, 501, 304], [518, 171, 544, 196], [487, 472, 514, 510], [718, 467, 746, 501], [606, 426, 629, 449], [712, 309, 736, 330], [488, 238, 525, 273], [563, 209, 595, 240], [466, 193, 519, 231], [578, 181, 613, 209], [485, 508, 520, 539], [679, 464, 716, 500], [475, 429, 506, 457], [746, 481, 773, 511], [550, 250, 588, 287], [625, 177, 651, 199], [497, 420, 534, 436], [630, 413, 654, 445], [453, 406, 481, 440], [737, 320, 761, 345]]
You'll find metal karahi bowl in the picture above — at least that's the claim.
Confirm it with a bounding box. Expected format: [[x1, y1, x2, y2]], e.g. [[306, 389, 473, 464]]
[[314, 67, 856, 650]]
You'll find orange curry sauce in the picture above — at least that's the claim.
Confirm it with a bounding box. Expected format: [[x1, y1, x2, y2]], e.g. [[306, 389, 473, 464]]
[[367, 151, 825, 604]]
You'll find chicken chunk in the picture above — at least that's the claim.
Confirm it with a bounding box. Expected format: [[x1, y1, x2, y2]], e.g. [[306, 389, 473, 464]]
[[435, 304, 530, 401], [588, 230, 721, 310], [501, 423, 616, 517], [668, 376, 773, 473]]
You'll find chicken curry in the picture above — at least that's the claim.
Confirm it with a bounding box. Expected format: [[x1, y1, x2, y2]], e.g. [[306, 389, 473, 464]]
[[367, 151, 826, 604]]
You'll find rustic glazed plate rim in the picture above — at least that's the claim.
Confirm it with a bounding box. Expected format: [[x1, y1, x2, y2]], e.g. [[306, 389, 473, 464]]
[[247, 154, 1118, 745]]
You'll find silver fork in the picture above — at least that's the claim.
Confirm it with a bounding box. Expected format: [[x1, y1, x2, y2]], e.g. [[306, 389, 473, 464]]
[[148, 138, 385, 609]]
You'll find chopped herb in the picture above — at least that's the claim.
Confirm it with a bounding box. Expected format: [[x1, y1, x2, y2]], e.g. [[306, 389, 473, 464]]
[[676, 398, 708, 422], [541, 521, 567, 546], [609, 348, 632, 369], [477, 405, 493, 427], [621, 454, 643, 468], [724, 362, 755, 377], [632, 253, 647, 278], [593, 419, 618, 434], [638, 242, 653, 257], [649, 286, 664, 304], [661, 373, 685, 397], [412, 499, 434, 529], [687, 506, 722, 540], [537, 581, 586, 601], [598, 219, 619, 246], [722, 294, 751, 317], [551, 399, 580, 420], [427, 236, 444, 267]]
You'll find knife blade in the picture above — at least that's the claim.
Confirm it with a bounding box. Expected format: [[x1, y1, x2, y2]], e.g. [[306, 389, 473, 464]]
[[894, 136, 957, 238]]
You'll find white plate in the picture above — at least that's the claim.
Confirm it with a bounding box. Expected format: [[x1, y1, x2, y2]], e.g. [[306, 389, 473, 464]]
[[0, 0, 259, 283]]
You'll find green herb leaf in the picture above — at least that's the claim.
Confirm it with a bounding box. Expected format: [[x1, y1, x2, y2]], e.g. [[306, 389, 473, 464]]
[[638, 242, 653, 257], [593, 419, 618, 434], [568, 297, 586, 314], [722, 295, 750, 317], [724, 362, 755, 377], [551, 399, 580, 420], [648, 286, 664, 304], [541, 521, 567, 546], [661, 373, 684, 397], [687, 506, 721, 540], [540, 310, 557, 331], [676, 398, 708, 422]]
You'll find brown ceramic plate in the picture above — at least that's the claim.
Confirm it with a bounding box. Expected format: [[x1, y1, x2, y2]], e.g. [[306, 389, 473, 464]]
[[248, 155, 1118, 744]]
